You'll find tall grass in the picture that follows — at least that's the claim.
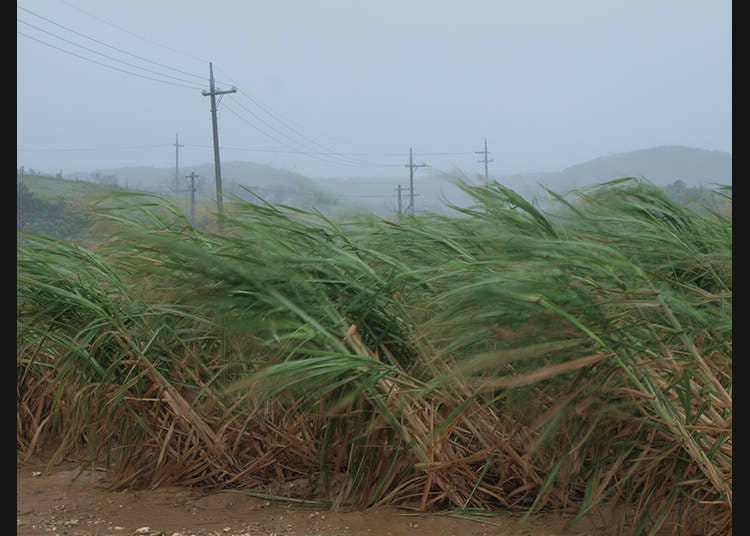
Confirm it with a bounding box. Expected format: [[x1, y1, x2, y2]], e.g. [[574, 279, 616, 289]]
[[17, 178, 731, 534]]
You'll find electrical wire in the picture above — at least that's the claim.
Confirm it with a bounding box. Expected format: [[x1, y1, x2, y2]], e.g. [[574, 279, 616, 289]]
[[19, 5, 209, 83], [221, 103, 404, 168], [19, 5, 482, 175], [213, 65, 394, 166], [18, 144, 172, 152], [18, 19, 204, 87], [18, 31, 203, 90], [53, 0, 213, 67], [227, 98, 382, 167], [221, 103, 376, 168]]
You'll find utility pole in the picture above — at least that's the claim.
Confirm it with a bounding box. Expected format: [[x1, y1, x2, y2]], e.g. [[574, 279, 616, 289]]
[[186, 171, 198, 226], [404, 147, 429, 215], [174, 133, 183, 194], [202, 62, 237, 228], [396, 184, 417, 219], [396, 184, 406, 216], [475, 138, 493, 185]]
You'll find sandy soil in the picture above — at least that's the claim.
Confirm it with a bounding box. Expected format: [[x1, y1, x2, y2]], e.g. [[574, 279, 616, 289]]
[[17, 459, 617, 536]]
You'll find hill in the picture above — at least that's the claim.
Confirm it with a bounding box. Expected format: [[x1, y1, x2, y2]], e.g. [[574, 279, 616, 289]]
[[19, 171, 122, 202], [499, 145, 731, 193], [313, 168, 479, 215], [16, 171, 121, 240], [63, 145, 730, 217], [73, 161, 353, 213], [76, 161, 317, 193], [313, 146, 731, 215]]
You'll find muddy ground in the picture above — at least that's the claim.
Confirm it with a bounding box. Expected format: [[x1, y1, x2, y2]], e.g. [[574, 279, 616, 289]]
[[17, 459, 644, 536]]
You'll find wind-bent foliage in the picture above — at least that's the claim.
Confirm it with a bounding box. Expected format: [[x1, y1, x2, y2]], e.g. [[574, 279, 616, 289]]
[[18, 177, 731, 535]]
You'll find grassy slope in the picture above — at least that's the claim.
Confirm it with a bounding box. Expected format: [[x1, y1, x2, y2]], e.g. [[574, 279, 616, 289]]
[[19, 172, 122, 202]]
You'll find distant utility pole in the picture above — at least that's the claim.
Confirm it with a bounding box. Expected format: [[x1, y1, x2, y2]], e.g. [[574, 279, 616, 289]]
[[475, 138, 493, 185], [174, 133, 184, 193], [202, 62, 237, 227], [396, 184, 406, 216], [404, 147, 429, 215], [186, 171, 198, 226], [396, 184, 417, 218]]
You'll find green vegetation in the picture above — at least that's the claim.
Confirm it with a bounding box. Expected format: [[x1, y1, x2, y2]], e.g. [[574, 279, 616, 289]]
[[663, 179, 732, 216], [18, 171, 120, 202], [17, 171, 121, 240], [16, 171, 356, 239], [17, 176, 731, 535]]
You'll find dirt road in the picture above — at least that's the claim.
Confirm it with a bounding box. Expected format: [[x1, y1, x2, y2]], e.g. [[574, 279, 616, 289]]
[[17, 460, 613, 536]]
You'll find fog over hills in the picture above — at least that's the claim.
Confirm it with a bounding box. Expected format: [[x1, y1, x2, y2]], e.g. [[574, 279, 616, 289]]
[[313, 145, 732, 213], [75, 160, 312, 193], [499, 145, 731, 193], [71, 145, 731, 215]]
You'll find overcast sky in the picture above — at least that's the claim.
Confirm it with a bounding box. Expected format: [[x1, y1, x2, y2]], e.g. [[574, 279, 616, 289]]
[[17, 0, 731, 179]]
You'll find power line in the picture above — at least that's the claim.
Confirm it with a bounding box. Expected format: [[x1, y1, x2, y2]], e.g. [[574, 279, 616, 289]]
[[234, 94, 375, 167], [226, 84, 479, 161], [213, 66, 315, 134], [17, 141, 465, 163], [216, 66, 481, 165], [18, 19, 204, 87], [183, 143, 370, 156], [221, 102, 389, 169], [214, 88, 430, 170], [54, 0, 210, 65], [22, 9, 476, 168], [18, 32, 202, 90], [475, 138, 493, 184], [18, 144, 171, 152], [419, 151, 476, 156], [18, 5, 209, 83], [343, 194, 398, 199], [212, 65, 387, 167], [211, 143, 475, 158], [184, 143, 416, 161], [227, 98, 377, 168], [17, 18, 486, 177], [187, 143, 403, 166], [18, 6, 489, 178], [216, 67, 460, 164]]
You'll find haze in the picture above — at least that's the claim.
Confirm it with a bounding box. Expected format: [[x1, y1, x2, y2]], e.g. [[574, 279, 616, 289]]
[[17, 0, 731, 181]]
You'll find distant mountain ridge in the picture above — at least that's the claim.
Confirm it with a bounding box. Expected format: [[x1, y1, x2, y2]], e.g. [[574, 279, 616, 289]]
[[499, 145, 731, 193], [75, 160, 313, 193], [71, 145, 731, 214], [312, 145, 731, 213]]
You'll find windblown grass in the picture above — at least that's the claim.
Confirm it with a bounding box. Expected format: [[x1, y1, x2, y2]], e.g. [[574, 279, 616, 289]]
[[17, 177, 731, 535]]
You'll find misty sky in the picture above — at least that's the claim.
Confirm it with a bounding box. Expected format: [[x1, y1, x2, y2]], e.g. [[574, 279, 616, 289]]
[[17, 0, 731, 180]]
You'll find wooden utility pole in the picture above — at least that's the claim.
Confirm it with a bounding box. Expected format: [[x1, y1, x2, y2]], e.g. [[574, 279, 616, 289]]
[[396, 184, 417, 219], [475, 138, 493, 185], [202, 62, 236, 228], [174, 133, 184, 193], [404, 147, 429, 215], [396, 184, 406, 216], [186, 171, 198, 226]]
